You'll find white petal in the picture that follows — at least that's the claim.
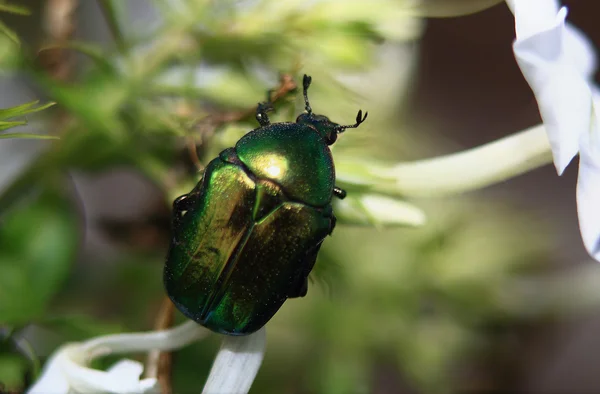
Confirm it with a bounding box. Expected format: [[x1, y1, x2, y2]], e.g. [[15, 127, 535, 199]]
[[512, 6, 595, 174], [105, 361, 159, 392], [564, 24, 597, 79], [507, 0, 559, 38], [27, 344, 158, 394], [28, 322, 209, 394], [202, 328, 266, 394], [576, 102, 600, 262], [27, 345, 74, 394], [65, 357, 159, 394]]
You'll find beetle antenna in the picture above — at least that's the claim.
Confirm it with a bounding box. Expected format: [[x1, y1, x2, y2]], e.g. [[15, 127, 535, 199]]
[[335, 109, 368, 133], [303, 74, 313, 115]]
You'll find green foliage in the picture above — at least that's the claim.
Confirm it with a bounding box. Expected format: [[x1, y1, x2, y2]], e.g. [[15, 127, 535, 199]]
[[0, 3, 30, 16], [0, 353, 29, 392], [0, 185, 79, 324], [0, 100, 57, 139], [0, 2, 30, 45]]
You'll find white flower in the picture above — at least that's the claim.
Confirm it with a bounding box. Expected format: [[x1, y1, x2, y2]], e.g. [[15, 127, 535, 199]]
[[507, 0, 600, 261], [28, 321, 207, 394], [28, 346, 159, 394], [26, 321, 267, 394], [345, 0, 600, 261]]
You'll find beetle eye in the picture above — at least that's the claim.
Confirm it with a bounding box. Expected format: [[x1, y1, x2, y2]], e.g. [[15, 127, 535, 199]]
[[296, 113, 309, 123], [327, 131, 338, 145]]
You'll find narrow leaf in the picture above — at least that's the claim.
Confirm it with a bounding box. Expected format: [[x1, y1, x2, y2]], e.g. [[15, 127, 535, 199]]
[[0, 101, 40, 118], [0, 120, 26, 131], [0, 101, 56, 120], [0, 19, 19, 44], [97, 0, 127, 53], [0, 133, 59, 140], [0, 3, 31, 16], [39, 42, 115, 72]]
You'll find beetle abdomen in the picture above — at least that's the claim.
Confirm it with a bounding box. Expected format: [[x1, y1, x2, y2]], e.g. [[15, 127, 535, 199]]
[[164, 158, 256, 324], [165, 155, 333, 335], [205, 200, 332, 335]]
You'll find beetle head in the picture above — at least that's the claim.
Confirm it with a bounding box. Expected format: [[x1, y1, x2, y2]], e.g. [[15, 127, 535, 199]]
[[296, 75, 368, 146]]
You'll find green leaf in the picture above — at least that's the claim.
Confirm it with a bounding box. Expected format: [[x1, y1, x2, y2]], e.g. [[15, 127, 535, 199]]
[[0, 30, 21, 68], [97, 0, 127, 53], [0, 101, 56, 134], [0, 184, 80, 324], [0, 120, 25, 131], [38, 41, 115, 72], [0, 354, 29, 392], [0, 19, 19, 44], [0, 3, 31, 16], [37, 72, 128, 136], [0, 133, 59, 140], [0, 101, 56, 121]]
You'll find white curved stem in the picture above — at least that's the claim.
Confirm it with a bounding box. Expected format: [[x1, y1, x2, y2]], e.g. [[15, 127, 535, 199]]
[[384, 124, 553, 197], [202, 328, 266, 394], [81, 321, 209, 359]]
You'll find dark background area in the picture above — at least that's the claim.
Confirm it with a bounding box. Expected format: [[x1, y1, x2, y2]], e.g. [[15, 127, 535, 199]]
[[412, 2, 600, 392]]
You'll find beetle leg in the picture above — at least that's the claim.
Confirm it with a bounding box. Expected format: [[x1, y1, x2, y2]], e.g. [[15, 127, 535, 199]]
[[288, 242, 322, 298], [255, 102, 273, 126], [320, 205, 337, 235], [333, 186, 347, 200], [172, 195, 189, 229], [295, 279, 309, 298], [329, 214, 337, 235], [172, 192, 199, 229], [173, 194, 192, 212]]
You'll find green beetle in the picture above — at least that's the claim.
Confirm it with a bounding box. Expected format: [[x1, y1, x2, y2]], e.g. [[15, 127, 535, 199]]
[[164, 75, 367, 335]]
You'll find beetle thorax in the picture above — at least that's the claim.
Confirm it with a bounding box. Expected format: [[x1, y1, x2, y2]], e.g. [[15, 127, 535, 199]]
[[235, 123, 336, 207]]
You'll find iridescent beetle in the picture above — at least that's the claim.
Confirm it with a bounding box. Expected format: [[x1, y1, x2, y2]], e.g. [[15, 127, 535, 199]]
[[164, 75, 367, 335]]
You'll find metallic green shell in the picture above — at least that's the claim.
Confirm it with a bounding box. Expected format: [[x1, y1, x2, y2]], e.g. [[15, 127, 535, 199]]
[[235, 123, 335, 207], [164, 156, 333, 335]]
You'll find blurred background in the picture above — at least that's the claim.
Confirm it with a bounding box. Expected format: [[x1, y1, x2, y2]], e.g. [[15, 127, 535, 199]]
[[1, 1, 600, 393]]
